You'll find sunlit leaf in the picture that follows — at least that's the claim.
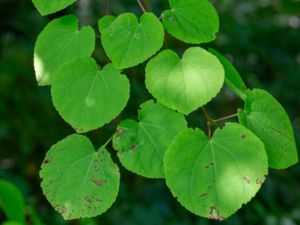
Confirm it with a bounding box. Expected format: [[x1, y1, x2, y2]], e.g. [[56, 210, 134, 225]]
[[32, 0, 76, 16], [162, 0, 219, 43], [51, 57, 130, 133], [164, 123, 268, 220], [145, 47, 224, 114], [40, 134, 120, 220], [208, 48, 247, 99], [238, 89, 298, 169], [34, 15, 95, 85], [112, 100, 187, 178], [100, 13, 164, 69]]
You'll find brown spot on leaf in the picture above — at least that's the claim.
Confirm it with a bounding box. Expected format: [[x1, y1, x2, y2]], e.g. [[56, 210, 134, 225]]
[[91, 179, 106, 186], [129, 144, 137, 152], [243, 176, 251, 184], [115, 128, 124, 139], [200, 193, 208, 198], [209, 205, 225, 221], [84, 197, 93, 203], [241, 134, 246, 139], [256, 179, 264, 184], [42, 158, 52, 165], [204, 162, 214, 169]]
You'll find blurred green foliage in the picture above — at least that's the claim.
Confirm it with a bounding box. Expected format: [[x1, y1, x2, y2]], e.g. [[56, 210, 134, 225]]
[[0, 0, 300, 224]]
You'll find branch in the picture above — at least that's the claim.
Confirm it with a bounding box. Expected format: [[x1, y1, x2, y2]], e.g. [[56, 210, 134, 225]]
[[137, 0, 147, 13], [105, 0, 110, 15]]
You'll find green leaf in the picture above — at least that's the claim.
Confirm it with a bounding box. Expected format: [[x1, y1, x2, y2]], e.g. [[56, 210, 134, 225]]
[[164, 123, 268, 220], [98, 15, 116, 32], [100, 13, 164, 69], [112, 100, 187, 178], [208, 48, 247, 100], [162, 0, 219, 44], [51, 57, 130, 133], [145, 47, 224, 115], [238, 89, 298, 169], [34, 15, 95, 86], [1, 222, 22, 225], [32, 0, 76, 16], [40, 134, 120, 220], [0, 180, 25, 224]]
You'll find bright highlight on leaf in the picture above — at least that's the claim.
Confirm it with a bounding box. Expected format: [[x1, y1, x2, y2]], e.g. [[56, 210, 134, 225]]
[[238, 89, 298, 169], [145, 47, 225, 114], [32, 0, 76, 16], [40, 134, 120, 220], [162, 0, 219, 43], [164, 123, 268, 220], [51, 57, 130, 133], [112, 100, 187, 178], [208, 48, 247, 100], [34, 15, 95, 85], [99, 13, 164, 69]]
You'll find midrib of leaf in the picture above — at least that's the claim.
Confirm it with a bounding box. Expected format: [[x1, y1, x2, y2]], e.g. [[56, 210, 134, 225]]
[[118, 25, 140, 67], [139, 123, 163, 159], [74, 153, 97, 209], [48, 152, 95, 200]]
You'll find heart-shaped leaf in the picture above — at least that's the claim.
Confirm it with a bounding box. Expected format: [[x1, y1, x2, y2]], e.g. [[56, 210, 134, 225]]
[[99, 13, 164, 69], [162, 0, 219, 44], [112, 100, 187, 178], [34, 15, 95, 86], [208, 48, 247, 100], [51, 57, 130, 133], [145, 47, 224, 114], [32, 0, 76, 16], [40, 134, 120, 220], [238, 89, 298, 169], [164, 123, 268, 220]]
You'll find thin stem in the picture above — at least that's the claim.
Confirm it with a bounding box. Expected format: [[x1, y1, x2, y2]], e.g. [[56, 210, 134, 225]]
[[103, 135, 113, 148], [201, 107, 212, 139], [105, 0, 110, 15], [212, 113, 238, 123], [137, 0, 147, 13], [201, 107, 211, 122]]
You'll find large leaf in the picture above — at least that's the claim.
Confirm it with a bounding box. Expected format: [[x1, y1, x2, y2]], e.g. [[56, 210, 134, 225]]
[[112, 100, 187, 178], [164, 123, 268, 220], [145, 47, 224, 115], [162, 0, 219, 43], [51, 57, 130, 133], [0, 180, 25, 224], [32, 0, 76, 16], [208, 48, 247, 100], [238, 89, 298, 169], [40, 134, 120, 220], [99, 13, 164, 69], [34, 15, 95, 85]]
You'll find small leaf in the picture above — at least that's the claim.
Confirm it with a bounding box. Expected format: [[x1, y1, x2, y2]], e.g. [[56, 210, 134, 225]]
[[145, 47, 224, 115], [238, 89, 298, 169], [40, 134, 120, 220], [208, 48, 247, 100], [98, 15, 116, 32], [51, 57, 130, 133], [32, 0, 76, 16], [162, 0, 219, 43], [164, 123, 268, 220], [0, 180, 25, 224], [112, 100, 187, 178], [34, 15, 95, 85], [100, 13, 164, 69]]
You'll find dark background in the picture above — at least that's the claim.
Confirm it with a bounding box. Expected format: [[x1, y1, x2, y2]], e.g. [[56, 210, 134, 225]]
[[1, 0, 300, 224]]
